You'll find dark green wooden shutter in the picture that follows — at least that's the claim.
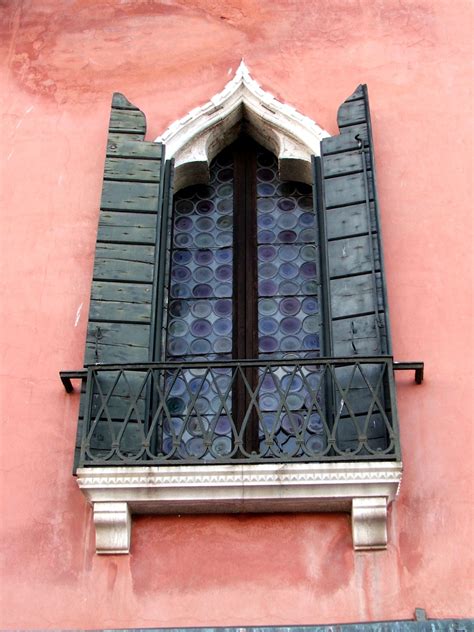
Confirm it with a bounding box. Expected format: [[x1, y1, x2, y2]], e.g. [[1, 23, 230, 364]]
[[318, 84, 391, 356], [75, 93, 169, 469], [315, 85, 392, 454]]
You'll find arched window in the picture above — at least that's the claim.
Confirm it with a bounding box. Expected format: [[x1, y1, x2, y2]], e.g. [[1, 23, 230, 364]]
[[65, 75, 424, 553], [72, 78, 404, 471]]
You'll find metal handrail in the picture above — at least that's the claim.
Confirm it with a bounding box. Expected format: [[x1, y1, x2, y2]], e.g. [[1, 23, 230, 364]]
[[60, 356, 423, 468]]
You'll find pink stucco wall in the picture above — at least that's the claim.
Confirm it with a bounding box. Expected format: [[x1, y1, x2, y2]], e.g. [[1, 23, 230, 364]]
[[1, 0, 472, 627]]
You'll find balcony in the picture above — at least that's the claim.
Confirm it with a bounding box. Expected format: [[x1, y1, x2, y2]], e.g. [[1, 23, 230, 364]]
[[62, 357, 422, 553]]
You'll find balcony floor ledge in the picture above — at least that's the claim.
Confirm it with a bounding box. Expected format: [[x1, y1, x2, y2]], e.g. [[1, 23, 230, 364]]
[[76, 461, 402, 554]]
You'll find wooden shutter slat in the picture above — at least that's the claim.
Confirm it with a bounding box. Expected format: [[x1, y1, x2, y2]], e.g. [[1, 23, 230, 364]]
[[104, 157, 162, 182], [322, 126, 368, 155], [85, 322, 150, 363], [106, 138, 162, 158], [98, 212, 158, 245], [100, 181, 160, 212], [337, 99, 366, 128], [328, 235, 380, 278], [326, 202, 376, 240]]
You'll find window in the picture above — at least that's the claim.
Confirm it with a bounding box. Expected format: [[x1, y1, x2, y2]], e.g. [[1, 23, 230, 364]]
[[64, 72, 422, 552], [162, 137, 324, 459]]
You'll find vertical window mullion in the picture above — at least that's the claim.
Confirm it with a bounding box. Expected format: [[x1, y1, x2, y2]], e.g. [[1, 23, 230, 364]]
[[233, 138, 259, 452]]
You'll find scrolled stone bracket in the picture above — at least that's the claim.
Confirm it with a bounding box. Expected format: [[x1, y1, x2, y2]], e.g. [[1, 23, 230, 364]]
[[77, 461, 402, 554], [93, 502, 131, 554], [352, 497, 388, 551]]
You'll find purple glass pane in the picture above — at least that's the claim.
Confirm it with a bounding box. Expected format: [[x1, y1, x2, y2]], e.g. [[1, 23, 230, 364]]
[[301, 298, 318, 316], [280, 317, 301, 335], [173, 250, 192, 265], [303, 333, 320, 350], [215, 248, 232, 263], [175, 216, 193, 231], [278, 230, 297, 243], [171, 266, 191, 282], [280, 297, 300, 316], [259, 336, 278, 353], [258, 245, 277, 262], [280, 262, 298, 279], [215, 264, 232, 282], [259, 279, 278, 296], [259, 317, 279, 335], [214, 299, 232, 317], [277, 198, 296, 212], [215, 416, 231, 435], [282, 413, 304, 433], [300, 212, 315, 227], [214, 318, 232, 335], [300, 261, 317, 279], [193, 249, 213, 265], [258, 213, 276, 229], [281, 374, 303, 392], [192, 283, 212, 298], [258, 229, 276, 243], [190, 319, 212, 337]]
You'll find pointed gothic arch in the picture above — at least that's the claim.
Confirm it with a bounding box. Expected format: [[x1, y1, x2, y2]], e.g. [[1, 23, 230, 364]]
[[156, 61, 330, 191]]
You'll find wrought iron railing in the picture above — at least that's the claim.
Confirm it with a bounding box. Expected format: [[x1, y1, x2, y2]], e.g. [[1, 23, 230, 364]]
[[63, 356, 417, 467]]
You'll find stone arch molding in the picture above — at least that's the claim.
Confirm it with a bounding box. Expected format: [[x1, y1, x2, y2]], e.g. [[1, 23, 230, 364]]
[[156, 61, 330, 191]]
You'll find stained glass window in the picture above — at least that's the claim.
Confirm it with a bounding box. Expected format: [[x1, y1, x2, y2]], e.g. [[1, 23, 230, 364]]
[[163, 137, 325, 459]]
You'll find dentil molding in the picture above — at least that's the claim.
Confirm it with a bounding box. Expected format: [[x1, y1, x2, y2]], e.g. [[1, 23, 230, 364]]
[[76, 461, 402, 554]]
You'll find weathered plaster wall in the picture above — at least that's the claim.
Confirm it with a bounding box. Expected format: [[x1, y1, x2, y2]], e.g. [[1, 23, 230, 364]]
[[0, 0, 472, 627]]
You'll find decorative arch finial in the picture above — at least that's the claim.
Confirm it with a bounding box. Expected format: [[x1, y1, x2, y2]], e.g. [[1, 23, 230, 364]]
[[156, 63, 330, 191]]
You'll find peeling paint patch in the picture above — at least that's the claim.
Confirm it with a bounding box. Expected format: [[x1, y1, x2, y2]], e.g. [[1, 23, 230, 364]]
[[74, 302, 83, 327]]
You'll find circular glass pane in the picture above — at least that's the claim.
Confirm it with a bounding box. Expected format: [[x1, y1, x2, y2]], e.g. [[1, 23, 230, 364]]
[[258, 298, 278, 316], [190, 301, 212, 318], [193, 249, 213, 265]]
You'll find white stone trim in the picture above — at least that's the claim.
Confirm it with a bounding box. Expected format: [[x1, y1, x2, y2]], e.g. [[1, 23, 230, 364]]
[[93, 502, 131, 555], [77, 461, 402, 553], [155, 61, 330, 191]]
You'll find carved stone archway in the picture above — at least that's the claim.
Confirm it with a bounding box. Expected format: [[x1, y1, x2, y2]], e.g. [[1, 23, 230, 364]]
[[156, 61, 330, 191]]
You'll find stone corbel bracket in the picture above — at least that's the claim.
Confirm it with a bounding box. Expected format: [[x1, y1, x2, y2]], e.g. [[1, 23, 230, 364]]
[[156, 61, 330, 191], [76, 461, 402, 554]]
